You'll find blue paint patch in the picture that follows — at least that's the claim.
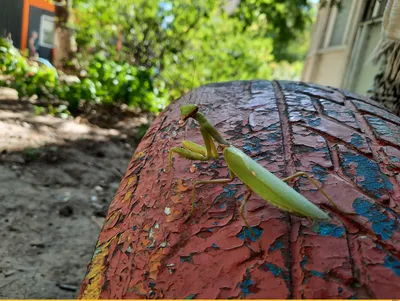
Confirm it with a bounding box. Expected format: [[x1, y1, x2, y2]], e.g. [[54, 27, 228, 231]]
[[312, 165, 328, 184], [353, 198, 397, 240], [350, 133, 364, 148], [238, 275, 255, 297], [307, 117, 322, 127], [325, 109, 339, 117], [366, 116, 400, 144], [260, 262, 289, 280], [219, 203, 227, 209], [237, 227, 263, 242], [210, 162, 219, 169], [390, 156, 400, 163], [310, 270, 325, 278], [133, 226, 137, 230], [341, 151, 393, 198], [185, 294, 197, 299], [267, 131, 281, 142], [213, 185, 238, 210], [243, 136, 262, 154], [213, 221, 218, 225], [211, 243, 219, 249], [338, 287, 343, 294], [383, 255, 400, 277], [311, 222, 345, 238], [189, 120, 197, 129], [243, 145, 253, 152], [264, 123, 279, 131], [180, 254, 194, 263], [149, 282, 156, 288], [300, 256, 309, 269], [268, 240, 284, 253]]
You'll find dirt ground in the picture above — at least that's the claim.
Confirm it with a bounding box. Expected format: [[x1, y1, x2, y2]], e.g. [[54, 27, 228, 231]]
[[0, 87, 150, 298]]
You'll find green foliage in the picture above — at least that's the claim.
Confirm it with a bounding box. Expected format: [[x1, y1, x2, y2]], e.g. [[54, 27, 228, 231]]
[[72, 0, 314, 101], [2, 0, 316, 112], [0, 39, 166, 113], [0, 39, 58, 99], [230, 0, 316, 62]]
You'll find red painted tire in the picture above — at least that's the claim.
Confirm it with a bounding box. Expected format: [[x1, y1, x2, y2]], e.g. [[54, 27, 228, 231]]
[[79, 80, 400, 299]]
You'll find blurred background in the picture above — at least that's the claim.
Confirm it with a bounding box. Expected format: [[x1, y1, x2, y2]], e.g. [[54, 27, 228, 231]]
[[0, 0, 393, 298]]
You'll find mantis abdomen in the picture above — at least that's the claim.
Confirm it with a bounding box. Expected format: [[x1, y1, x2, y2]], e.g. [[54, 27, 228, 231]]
[[223, 146, 331, 221]]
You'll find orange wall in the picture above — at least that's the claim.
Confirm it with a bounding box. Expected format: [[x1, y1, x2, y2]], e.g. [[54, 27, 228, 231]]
[[21, 0, 55, 50]]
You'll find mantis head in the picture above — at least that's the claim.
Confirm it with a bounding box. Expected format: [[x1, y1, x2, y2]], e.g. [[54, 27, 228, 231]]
[[179, 104, 198, 123]]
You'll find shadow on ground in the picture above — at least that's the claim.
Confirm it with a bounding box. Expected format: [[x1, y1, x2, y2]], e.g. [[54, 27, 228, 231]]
[[0, 88, 151, 298]]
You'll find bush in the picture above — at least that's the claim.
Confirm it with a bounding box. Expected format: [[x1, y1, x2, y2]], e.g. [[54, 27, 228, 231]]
[[0, 38, 167, 113]]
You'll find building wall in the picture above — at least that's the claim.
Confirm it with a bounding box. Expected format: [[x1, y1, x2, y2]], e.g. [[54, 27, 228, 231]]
[[0, 0, 24, 48], [302, 0, 387, 97], [312, 50, 347, 87]]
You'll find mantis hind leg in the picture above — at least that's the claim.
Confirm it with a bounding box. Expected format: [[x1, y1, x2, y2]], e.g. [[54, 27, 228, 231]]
[[239, 186, 257, 239], [282, 172, 354, 215], [184, 171, 235, 222]]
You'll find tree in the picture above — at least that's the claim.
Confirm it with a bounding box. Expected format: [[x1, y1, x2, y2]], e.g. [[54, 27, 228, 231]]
[[53, 0, 74, 69], [230, 0, 315, 62], [68, 0, 316, 100]]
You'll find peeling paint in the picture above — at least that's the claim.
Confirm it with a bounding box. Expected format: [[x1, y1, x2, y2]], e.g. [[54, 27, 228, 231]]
[[384, 255, 400, 277], [180, 254, 194, 263], [185, 293, 197, 299], [238, 272, 257, 297], [340, 148, 393, 198], [310, 270, 325, 278], [311, 222, 345, 238], [300, 255, 309, 269], [80, 241, 111, 299], [311, 165, 328, 184], [259, 262, 289, 280], [353, 198, 397, 240], [350, 133, 364, 148], [237, 226, 263, 242], [308, 117, 322, 127], [268, 239, 284, 253], [365, 115, 400, 145]]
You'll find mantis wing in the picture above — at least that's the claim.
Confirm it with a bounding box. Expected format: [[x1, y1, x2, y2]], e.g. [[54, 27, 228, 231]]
[[223, 146, 331, 221]]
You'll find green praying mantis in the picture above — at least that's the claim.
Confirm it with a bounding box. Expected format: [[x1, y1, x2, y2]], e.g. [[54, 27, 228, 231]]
[[168, 104, 350, 232]]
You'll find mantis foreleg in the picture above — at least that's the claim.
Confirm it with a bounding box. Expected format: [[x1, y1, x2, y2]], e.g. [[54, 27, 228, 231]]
[[169, 128, 219, 170], [169, 142, 208, 166], [282, 172, 353, 214]]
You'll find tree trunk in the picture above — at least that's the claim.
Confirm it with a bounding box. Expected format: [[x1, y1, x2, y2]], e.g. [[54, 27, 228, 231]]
[[53, 0, 73, 70], [78, 80, 400, 299]]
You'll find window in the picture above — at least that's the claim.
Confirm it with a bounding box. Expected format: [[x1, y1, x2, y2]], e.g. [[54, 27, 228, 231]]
[[39, 15, 55, 48], [329, 0, 353, 46], [362, 0, 388, 21]]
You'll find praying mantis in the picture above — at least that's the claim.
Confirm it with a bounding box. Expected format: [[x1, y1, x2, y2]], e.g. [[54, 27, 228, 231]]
[[169, 104, 349, 232]]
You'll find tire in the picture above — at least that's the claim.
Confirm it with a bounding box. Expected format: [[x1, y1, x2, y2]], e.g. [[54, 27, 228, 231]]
[[79, 80, 400, 299]]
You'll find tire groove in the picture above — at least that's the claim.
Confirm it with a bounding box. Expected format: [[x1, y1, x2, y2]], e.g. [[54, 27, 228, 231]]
[[273, 80, 297, 299]]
